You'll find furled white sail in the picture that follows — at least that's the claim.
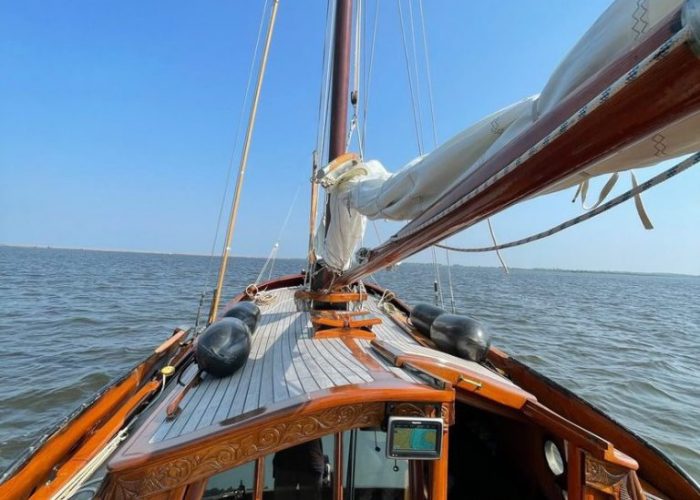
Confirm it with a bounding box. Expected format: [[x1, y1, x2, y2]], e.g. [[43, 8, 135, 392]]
[[317, 0, 699, 271]]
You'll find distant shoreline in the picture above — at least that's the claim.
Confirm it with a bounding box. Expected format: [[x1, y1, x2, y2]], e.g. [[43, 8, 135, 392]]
[[1, 243, 697, 278]]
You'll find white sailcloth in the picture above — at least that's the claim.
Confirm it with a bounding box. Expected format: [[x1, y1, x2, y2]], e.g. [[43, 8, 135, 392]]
[[318, 0, 698, 271]]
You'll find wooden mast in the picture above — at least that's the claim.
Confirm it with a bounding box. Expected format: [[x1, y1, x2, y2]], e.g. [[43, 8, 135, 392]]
[[312, 0, 353, 291], [327, 0, 353, 166]]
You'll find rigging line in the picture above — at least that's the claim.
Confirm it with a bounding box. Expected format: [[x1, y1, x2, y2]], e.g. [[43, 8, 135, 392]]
[[361, 0, 380, 151], [435, 152, 700, 253], [316, 0, 336, 157], [347, 0, 365, 157], [255, 243, 279, 284], [347, 114, 365, 159], [201, 0, 271, 292], [371, 220, 382, 244], [430, 246, 445, 308], [397, 0, 424, 154], [406, 0, 426, 147], [309, 0, 336, 281], [262, 184, 300, 289], [444, 248, 456, 313], [486, 218, 509, 273], [352, 0, 362, 103], [417, 0, 438, 148], [276, 184, 302, 244], [404, 0, 445, 309], [359, 0, 367, 153], [410, 0, 453, 313]]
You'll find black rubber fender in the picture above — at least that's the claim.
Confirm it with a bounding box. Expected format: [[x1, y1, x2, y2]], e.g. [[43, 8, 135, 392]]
[[430, 314, 491, 363], [195, 317, 252, 377], [410, 303, 445, 337], [223, 301, 261, 334]]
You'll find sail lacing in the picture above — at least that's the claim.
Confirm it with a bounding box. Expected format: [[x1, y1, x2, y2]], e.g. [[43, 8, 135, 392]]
[[435, 152, 700, 253]]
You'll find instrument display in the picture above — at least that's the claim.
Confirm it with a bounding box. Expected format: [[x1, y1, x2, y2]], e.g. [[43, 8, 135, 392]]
[[386, 417, 443, 459]]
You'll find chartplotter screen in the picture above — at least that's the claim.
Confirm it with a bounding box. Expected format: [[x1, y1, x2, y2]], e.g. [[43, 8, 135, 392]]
[[386, 417, 443, 459]]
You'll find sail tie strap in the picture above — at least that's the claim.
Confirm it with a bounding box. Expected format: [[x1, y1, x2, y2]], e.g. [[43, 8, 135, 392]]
[[435, 152, 699, 253], [631, 171, 653, 229], [486, 218, 509, 273], [572, 172, 620, 210], [572, 170, 652, 228]]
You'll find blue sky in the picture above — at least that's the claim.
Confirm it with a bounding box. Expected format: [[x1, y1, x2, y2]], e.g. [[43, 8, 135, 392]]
[[1, 1, 699, 275]]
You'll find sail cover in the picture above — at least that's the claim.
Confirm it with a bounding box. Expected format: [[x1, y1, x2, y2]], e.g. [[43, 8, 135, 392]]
[[316, 0, 700, 271]]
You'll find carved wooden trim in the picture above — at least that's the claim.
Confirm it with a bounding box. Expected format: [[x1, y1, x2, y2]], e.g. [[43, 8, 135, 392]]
[[102, 402, 385, 499], [585, 454, 628, 488], [441, 402, 455, 426], [388, 402, 440, 418]]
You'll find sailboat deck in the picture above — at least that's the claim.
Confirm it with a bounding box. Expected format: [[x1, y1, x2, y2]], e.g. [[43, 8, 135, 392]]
[[152, 287, 425, 442]]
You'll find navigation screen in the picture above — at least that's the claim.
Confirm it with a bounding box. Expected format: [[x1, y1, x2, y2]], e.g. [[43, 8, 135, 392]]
[[387, 417, 443, 459], [393, 427, 437, 451]]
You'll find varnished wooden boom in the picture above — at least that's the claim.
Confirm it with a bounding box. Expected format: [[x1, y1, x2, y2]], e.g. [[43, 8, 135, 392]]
[[337, 7, 700, 286]]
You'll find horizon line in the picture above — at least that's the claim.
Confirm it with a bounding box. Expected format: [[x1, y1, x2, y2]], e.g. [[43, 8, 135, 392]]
[[2, 243, 698, 278]]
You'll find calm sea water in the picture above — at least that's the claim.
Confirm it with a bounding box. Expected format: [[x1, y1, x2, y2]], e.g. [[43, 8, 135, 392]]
[[0, 246, 698, 481]]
